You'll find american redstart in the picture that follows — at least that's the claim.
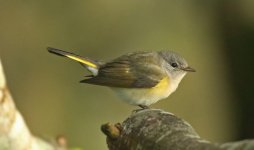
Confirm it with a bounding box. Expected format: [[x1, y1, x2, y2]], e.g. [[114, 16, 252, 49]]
[[47, 47, 195, 108]]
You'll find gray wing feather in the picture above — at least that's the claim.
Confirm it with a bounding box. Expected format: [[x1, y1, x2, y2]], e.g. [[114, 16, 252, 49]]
[[80, 52, 165, 88]]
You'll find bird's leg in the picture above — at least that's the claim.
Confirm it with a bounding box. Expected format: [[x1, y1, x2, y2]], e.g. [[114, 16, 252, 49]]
[[132, 105, 150, 114], [138, 105, 149, 109]]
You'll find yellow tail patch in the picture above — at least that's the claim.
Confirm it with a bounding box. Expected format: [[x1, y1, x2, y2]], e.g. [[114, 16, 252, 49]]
[[66, 55, 97, 68]]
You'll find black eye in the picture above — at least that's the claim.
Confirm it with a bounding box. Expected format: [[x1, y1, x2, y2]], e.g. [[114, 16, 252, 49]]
[[171, 63, 178, 68]]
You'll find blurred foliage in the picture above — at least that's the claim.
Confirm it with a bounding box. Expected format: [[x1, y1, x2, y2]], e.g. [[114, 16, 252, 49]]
[[0, 0, 253, 149]]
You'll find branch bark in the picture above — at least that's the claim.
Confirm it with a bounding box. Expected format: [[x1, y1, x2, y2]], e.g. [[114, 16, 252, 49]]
[[1, 58, 254, 150], [102, 109, 254, 150], [0, 60, 66, 150]]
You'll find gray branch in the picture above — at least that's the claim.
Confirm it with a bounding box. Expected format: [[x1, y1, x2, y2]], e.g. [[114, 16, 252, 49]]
[[0, 60, 66, 150], [101, 109, 254, 150], [1, 58, 253, 150]]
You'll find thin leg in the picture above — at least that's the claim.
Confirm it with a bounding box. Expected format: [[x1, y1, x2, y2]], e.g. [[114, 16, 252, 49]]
[[138, 105, 149, 109], [132, 105, 150, 114]]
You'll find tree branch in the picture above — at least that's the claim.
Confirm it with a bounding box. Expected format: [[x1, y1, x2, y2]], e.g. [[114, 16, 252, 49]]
[[0, 60, 66, 150], [1, 58, 253, 150], [102, 109, 254, 150]]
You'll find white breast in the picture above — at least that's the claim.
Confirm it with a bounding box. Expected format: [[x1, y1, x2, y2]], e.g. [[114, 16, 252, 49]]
[[111, 76, 180, 106], [111, 72, 187, 106]]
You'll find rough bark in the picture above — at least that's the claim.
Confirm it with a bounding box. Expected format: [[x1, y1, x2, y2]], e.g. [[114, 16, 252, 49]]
[[102, 109, 254, 150], [0, 60, 66, 150], [1, 59, 254, 150]]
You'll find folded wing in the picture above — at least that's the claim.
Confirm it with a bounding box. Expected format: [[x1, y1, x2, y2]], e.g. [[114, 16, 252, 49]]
[[81, 52, 166, 88]]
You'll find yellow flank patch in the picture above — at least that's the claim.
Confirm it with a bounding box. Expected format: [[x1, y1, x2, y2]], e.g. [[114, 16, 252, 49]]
[[111, 76, 172, 106], [67, 55, 97, 68], [150, 77, 170, 96]]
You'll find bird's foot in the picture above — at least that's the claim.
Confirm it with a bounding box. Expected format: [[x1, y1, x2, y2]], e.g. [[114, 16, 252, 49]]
[[132, 105, 150, 114]]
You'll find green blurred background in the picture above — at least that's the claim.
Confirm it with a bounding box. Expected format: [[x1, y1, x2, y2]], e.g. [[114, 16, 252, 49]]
[[1, 1, 254, 149]]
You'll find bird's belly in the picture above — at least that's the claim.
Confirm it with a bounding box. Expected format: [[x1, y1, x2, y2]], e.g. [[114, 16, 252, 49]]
[[111, 77, 175, 106]]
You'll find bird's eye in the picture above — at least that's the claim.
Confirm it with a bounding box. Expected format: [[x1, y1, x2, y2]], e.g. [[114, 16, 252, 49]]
[[171, 63, 178, 68]]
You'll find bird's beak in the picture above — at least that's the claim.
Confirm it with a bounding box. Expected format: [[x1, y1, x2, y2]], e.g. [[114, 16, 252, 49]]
[[181, 66, 196, 72]]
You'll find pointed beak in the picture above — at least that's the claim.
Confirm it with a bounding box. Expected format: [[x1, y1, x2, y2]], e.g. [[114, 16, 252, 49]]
[[181, 66, 196, 72]]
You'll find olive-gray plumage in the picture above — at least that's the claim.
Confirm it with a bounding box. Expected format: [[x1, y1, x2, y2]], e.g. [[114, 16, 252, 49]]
[[81, 51, 165, 88], [48, 47, 195, 107], [81, 51, 194, 88]]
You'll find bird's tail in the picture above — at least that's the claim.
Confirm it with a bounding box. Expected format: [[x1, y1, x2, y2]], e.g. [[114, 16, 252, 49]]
[[47, 47, 99, 76]]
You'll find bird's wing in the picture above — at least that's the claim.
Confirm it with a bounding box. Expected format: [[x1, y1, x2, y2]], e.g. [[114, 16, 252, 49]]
[[80, 52, 166, 88]]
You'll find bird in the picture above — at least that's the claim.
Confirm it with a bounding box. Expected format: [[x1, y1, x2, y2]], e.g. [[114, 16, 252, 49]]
[[47, 47, 195, 109]]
